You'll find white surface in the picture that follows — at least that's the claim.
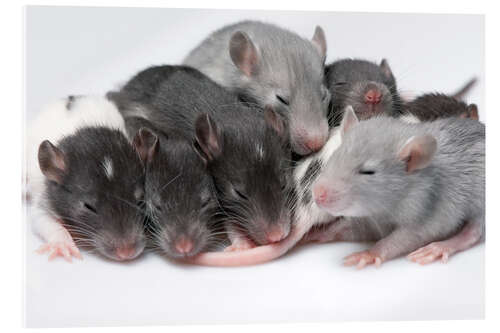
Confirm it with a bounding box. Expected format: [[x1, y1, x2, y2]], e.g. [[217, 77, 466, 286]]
[[24, 6, 485, 327]]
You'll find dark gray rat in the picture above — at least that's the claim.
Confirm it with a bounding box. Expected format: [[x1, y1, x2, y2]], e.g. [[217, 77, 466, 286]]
[[402, 93, 479, 122], [36, 126, 150, 262], [325, 58, 403, 127], [27, 96, 152, 262], [108, 65, 293, 250], [131, 124, 222, 259], [312, 109, 484, 268], [183, 20, 330, 155]]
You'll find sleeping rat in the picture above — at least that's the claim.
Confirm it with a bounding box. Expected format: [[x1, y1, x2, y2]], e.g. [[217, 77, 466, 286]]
[[184, 20, 330, 155], [312, 109, 484, 268], [108, 65, 293, 250], [27, 96, 152, 262]]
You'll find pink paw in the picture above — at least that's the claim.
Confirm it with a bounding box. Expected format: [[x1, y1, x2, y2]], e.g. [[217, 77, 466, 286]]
[[343, 250, 382, 269], [36, 241, 82, 262], [224, 239, 256, 252], [407, 242, 451, 265]]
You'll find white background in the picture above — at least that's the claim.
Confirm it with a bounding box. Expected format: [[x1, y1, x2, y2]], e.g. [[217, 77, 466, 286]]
[[24, 6, 484, 328]]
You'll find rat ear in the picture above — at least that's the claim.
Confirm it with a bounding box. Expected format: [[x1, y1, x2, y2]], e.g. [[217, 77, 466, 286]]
[[38, 140, 66, 184], [398, 135, 437, 173], [194, 113, 222, 163], [340, 105, 359, 135], [311, 26, 327, 63], [466, 104, 479, 120], [229, 31, 259, 77], [264, 106, 287, 141], [380, 59, 394, 80], [132, 127, 159, 165]]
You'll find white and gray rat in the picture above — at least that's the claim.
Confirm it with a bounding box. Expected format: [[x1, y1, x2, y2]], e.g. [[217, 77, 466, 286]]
[[311, 109, 484, 268], [108, 65, 293, 250], [183, 20, 330, 155], [26, 96, 152, 262]]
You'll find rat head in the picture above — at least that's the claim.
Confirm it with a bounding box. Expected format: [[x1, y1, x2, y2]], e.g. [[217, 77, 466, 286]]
[[312, 108, 437, 217], [133, 128, 218, 259], [194, 108, 293, 245], [229, 26, 330, 155], [326, 59, 401, 125], [38, 128, 148, 261]]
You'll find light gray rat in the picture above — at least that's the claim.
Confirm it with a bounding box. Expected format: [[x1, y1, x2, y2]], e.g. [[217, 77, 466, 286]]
[[311, 109, 484, 268], [184, 20, 330, 155]]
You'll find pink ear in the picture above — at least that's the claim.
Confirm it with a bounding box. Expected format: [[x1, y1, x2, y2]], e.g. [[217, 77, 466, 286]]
[[38, 140, 66, 184], [398, 135, 437, 173], [229, 31, 259, 77], [340, 105, 359, 135], [311, 26, 327, 62]]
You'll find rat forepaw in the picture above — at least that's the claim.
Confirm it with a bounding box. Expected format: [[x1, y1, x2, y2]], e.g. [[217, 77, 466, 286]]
[[407, 242, 452, 265], [36, 240, 82, 262], [343, 250, 383, 269]]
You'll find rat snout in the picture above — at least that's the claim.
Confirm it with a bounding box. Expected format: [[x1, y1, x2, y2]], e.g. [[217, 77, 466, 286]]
[[115, 246, 138, 261], [364, 87, 382, 105], [265, 224, 289, 243], [304, 136, 326, 153], [292, 124, 329, 155], [174, 236, 194, 255]]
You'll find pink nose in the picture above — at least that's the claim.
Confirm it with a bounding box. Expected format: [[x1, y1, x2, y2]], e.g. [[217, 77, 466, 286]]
[[115, 246, 136, 260], [175, 237, 194, 254], [364, 89, 382, 105], [266, 227, 286, 243], [313, 184, 332, 206], [305, 136, 326, 152]]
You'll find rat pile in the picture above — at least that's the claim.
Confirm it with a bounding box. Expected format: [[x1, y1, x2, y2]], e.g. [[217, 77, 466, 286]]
[[26, 20, 484, 269]]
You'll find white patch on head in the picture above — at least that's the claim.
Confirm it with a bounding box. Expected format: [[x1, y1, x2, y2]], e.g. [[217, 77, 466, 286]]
[[102, 156, 114, 180], [399, 113, 421, 124], [256, 144, 265, 159]]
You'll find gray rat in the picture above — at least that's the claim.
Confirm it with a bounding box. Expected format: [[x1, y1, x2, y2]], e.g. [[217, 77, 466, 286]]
[[311, 109, 484, 268], [27, 96, 153, 262], [183, 20, 330, 155], [108, 65, 293, 250], [325, 58, 403, 127], [130, 123, 222, 259]]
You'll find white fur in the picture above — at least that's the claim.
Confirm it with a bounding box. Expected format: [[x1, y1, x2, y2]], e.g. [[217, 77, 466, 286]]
[[102, 156, 114, 180], [293, 126, 343, 229]]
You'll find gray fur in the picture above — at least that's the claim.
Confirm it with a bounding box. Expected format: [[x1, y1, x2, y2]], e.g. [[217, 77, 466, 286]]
[[108, 65, 293, 246], [39, 127, 148, 261], [184, 20, 330, 155], [325, 59, 403, 127], [314, 116, 485, 261]]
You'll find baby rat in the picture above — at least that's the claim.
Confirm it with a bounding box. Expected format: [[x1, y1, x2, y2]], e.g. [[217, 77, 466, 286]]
[[312, 109, 484, 268], [27, 96, 152, 262], [183, 20, 330, 155], [131, 123, 221, 259], [402, 93, 479, 122], [325, 58, 403, 126], [108, 65, 293, 250]]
